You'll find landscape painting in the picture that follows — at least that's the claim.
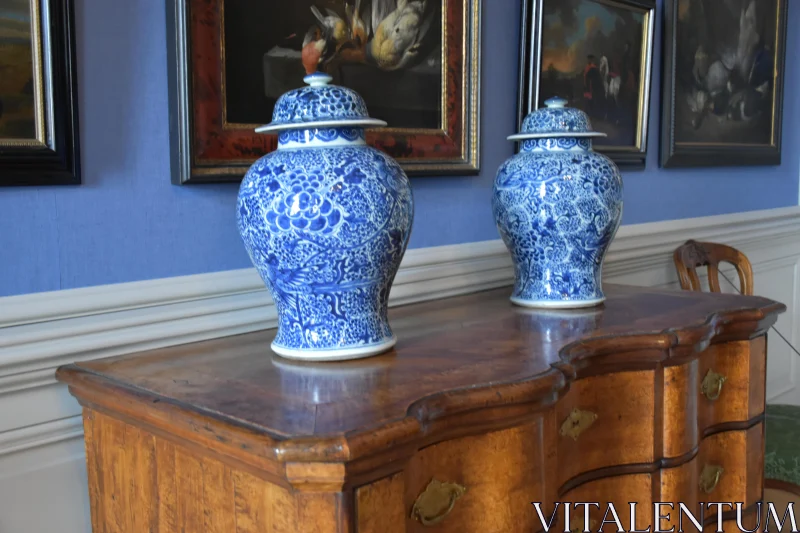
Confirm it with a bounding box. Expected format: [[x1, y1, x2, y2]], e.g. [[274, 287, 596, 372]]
[[538, 0, 650, 149], [0, 0, 36, 141], [224, 0, 442, 130], [517, 0, 655, 168]]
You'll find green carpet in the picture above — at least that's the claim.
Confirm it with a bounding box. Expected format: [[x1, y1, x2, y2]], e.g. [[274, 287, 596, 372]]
[[765, 404, 800, 487]]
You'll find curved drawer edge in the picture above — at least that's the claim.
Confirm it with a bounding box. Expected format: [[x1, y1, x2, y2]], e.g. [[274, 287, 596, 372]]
[[558, 414, 764, 495]]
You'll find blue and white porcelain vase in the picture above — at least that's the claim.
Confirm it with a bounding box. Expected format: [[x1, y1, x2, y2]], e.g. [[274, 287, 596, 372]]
[[237, 72, 414, 361], [492, 97, 623, 309]]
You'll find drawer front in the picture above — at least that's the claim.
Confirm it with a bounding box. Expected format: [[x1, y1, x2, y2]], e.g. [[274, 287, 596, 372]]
[[559, 426, 762, 533], [357, 419, 555, 533], [663, 338, 766, 458], [560, 474, 654, 532], [556, 370, 655, 486], [660, 425, 763, 526], [702, 506, 760, 533]]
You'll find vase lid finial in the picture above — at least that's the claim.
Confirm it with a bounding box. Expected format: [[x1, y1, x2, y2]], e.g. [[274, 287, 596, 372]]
[[304, 72, 333, 87], [544, 96, 568, 109]]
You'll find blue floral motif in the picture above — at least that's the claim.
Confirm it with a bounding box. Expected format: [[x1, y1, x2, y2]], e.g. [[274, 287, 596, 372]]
[[522, 138, 592, 152], [521, 104, 594, 136], [271, 85, 370, 126], [492, 137, 623, 306], [237, 130, 414, 354], [279, 127, 365, 146]]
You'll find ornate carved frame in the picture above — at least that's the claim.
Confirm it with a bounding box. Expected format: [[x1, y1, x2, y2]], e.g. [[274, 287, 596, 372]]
[[165, 0, 482, 184]]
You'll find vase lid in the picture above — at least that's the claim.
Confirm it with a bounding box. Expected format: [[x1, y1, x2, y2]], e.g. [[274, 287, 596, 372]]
[[508, 96, 607, 141], [255, 72, 387, 134]]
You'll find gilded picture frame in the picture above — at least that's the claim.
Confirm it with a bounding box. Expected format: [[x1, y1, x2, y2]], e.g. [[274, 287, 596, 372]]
[[516, 0, 656, 169], [0, 0, 80, 186], [166, 0, 481, 185]]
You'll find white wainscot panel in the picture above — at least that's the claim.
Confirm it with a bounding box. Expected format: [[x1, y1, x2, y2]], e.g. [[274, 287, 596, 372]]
[[753, 259, 800, 404], [0, 436, 90, 533]]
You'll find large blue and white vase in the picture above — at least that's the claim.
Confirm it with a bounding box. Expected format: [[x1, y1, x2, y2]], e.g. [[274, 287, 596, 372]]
[[237, 72, 414, 361], [492, 97, 623, 309]]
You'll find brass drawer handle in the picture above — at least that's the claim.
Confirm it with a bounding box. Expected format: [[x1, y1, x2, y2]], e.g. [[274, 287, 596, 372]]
[[701, 370, 727, 401], [411, 479, 467, 526], [699, 464, 724, 494], [560, 408, 598, 441]]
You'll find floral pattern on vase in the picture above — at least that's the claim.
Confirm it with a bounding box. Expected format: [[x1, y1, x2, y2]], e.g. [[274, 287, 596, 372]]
[[278, 127, 365, 146], [238, 73, 413, 361], [238, 145, 412, 358], [271, 83, 370, 125], [493, 97, 623, 308], [520, 105, 594, 136]]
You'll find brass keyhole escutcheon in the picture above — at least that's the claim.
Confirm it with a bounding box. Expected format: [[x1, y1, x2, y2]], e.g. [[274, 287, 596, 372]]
[[699, 464, 724, 494], [411, 479, 467, 526], [701, 369, 727, 401], [560, 408, 598, 441]]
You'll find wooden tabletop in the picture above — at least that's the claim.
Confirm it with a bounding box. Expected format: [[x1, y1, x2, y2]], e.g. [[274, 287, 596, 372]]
[[56, 284, 783, 464]]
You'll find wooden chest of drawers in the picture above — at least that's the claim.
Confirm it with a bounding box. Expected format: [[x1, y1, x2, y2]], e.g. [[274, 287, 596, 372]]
[[56, 285, 784, 532]]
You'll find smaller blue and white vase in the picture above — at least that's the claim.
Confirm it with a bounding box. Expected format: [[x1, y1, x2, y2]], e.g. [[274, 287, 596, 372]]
[[237, 72, 414, 361], [492, 97, 623, 309]]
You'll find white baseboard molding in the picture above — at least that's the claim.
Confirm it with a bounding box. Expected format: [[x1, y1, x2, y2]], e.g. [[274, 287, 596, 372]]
[[0, 416, 83, 458], [2, 206, 800, 398], [1, 205, 799, 445]]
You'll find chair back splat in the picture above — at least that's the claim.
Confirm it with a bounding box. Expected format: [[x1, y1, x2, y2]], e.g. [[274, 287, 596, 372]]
[[672, 240, 754, 296]]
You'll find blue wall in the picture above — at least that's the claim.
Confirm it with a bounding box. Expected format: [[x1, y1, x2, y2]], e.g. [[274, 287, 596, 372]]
[[0, 0, 798, 297]]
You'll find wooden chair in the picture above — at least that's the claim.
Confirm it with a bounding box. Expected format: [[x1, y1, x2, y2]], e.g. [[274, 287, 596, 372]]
[[673, 239, 800, 500], [673, 239, 754, 295]]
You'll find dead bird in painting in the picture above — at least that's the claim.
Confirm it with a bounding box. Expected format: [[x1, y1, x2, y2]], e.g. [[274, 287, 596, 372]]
[[300, 0, 436, 74]]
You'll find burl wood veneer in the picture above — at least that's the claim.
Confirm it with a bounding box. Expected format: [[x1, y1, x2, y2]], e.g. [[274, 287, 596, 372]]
[[56, 284, 784, 533]]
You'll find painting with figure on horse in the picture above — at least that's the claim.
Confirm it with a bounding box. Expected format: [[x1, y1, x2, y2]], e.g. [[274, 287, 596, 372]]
[[673, 0, 780, 146], [223, 0, 442, 131], [538, 0, 646, 148]]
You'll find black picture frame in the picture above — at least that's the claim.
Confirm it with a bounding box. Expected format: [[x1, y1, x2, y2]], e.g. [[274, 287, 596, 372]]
[[660, 0, 788, 168], [0, 0, 80, 186], [516, 0, 656, 170]]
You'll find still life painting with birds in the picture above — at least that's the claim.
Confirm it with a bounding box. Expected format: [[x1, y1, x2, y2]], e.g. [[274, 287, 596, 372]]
[[224, 0, 442, 130], [168, 0, 479, 182], [673, 0, 781, 145]]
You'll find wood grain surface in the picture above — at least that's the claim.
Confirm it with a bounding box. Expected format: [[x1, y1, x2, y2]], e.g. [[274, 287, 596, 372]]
[[57, 284, 784, 532]]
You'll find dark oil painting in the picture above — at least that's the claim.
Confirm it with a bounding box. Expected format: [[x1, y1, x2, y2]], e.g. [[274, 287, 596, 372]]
[[224, 0, 442, 130], [538, 0, 646, 148], [0, 0, 36, 140], [674, 0, 779, 145]]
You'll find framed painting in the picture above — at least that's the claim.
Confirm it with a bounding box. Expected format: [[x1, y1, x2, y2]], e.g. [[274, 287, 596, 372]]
[[0, 0, 80, 186], [661, 0, 788, 168], [166, 0, 481, 184], [517, 0, 655, 169]]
